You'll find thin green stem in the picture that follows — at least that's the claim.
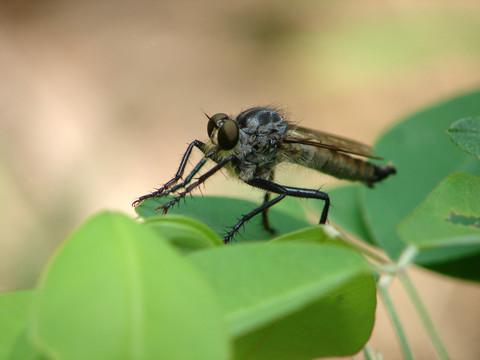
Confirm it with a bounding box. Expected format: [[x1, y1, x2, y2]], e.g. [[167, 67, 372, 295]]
[[330, 226, 388, 264], [399, 272, 451, 360], [363, 344, 384, 360], [396, 245, 419, 269], [342, 238, 387, 264], [371, 245, 419, 277], [378, 277, 414, 360]]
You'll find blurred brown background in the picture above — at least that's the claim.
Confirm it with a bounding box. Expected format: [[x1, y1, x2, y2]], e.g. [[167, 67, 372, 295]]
[[1, 1, 479, 358]]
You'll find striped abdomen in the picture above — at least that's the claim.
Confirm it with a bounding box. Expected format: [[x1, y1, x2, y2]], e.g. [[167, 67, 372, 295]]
[[285, 144, 396, 186]]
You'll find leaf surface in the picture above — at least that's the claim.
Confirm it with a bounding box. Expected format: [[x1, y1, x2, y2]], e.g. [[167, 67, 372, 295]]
[[189, 242, 375, 358], [32, 212, 230, 360]]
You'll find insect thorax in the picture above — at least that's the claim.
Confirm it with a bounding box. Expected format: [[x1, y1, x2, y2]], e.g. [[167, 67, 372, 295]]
[[229, 108, 287, 181]]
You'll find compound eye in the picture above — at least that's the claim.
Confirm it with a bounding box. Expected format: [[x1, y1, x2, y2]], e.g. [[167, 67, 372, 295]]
[[207, 113, 228, 137], [211, 113, 229, 122], [218, 119, 239, 150], [207, 117, 216, 138]]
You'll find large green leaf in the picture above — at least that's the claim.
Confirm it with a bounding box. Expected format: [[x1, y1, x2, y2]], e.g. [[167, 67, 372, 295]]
[[362, 90, 480, 269], [398, 173, 480, 249], [233, 275, 375, 360], [0, 290, 42, 360], [446, 116, 480, 159], [189, 243, 375, 358], [4, 331, 43, 360], [31, 212, 230, 360], [136, 196, 310, 242]]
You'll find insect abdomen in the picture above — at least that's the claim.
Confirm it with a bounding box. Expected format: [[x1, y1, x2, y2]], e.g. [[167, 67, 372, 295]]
[[292, 145, 395, 186]]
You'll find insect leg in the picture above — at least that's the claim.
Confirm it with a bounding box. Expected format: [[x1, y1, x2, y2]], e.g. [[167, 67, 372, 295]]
[[226, 178, 330, 244], [247, 178, 330, 224], [261, 171, 276, 234], [132, 140, 205, 206], [224, 193, 287, 244], [160, 154, 237, 213], [164, 157, 207, 196]]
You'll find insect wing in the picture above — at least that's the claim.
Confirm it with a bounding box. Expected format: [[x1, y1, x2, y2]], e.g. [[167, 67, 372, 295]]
[[284, 124, 382, 159]]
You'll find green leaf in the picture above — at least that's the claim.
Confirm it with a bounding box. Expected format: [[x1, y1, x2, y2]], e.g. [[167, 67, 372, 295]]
[[31, 212, 230, 360], [189, 243, 375, 358], [136, 196, 310, 242], [234, 274, 375, 360], [360, 90, 480, 276], [446, 117, 480, 159], [5, 330, 44, 360], [0, 290, 43, 360], [143, 215, 223, 252], [398, 173, 480, 251]]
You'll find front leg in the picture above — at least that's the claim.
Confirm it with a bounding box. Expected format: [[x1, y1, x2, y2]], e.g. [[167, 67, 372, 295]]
[[160, 154, 237, 213], [132, 140, 205, 206], [164, 157, 207, 196]]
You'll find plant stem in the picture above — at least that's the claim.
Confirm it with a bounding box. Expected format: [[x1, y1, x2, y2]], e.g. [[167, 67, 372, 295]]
[[331, 226, 388, 264], [344, 239, 387, 264], [399, 272, 451, 360], [396, 245, 419, 269], [378, 276, 414, 360], [363, 344, 384, 360]]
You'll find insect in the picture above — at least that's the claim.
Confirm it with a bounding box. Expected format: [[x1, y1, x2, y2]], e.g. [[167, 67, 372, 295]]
[[133, 107, 396, 243]]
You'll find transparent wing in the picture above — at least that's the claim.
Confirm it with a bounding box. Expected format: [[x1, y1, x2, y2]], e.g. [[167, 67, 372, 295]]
[[283, 124, 382, 159]]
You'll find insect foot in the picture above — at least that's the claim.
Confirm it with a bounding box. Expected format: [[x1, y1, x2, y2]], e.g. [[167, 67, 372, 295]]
[[223, 230, 237, 244]]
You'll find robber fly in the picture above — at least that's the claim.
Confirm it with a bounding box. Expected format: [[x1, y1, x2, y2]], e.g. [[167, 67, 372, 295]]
[[133, 107, 396, 243]]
